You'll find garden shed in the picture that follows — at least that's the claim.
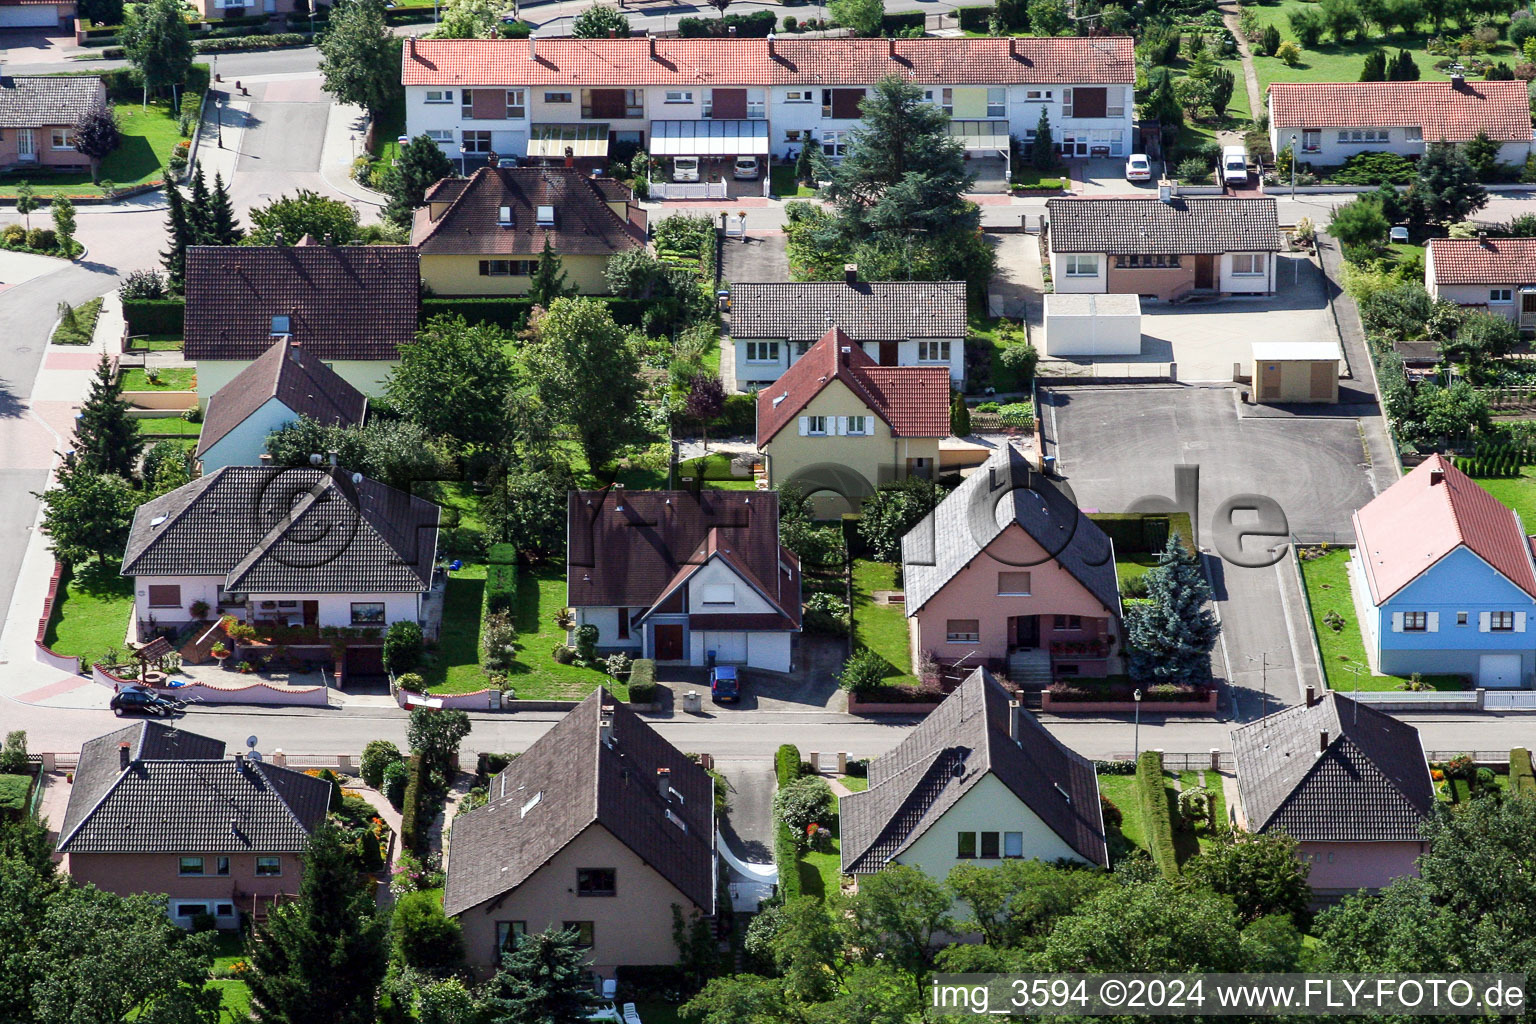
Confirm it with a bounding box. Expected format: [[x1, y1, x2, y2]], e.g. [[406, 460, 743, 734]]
[[1251, 341, 1341, 404], [1043, 293, 1142, 357]]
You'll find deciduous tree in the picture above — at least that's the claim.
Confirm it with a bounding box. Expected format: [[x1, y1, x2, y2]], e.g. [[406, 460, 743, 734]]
[[1184, 828, 1311, 925], [857, 476, 943, 562], [121, 0, 193, 107], [571, 4, 630, 36], [245, 190, 362, 245], [50, 196, 76, 257], [406, 707, 472, 774], [828, 0, 883, 36], [32, 459, 137, 565], [318, 1, 399, 121], [386, 315, 516, 447], [73, 103, 120, 182]]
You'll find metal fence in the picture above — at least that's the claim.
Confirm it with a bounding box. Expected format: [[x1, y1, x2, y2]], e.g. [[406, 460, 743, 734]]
[[649, 180, 728, 201], [1106, 751, 1236, 771]]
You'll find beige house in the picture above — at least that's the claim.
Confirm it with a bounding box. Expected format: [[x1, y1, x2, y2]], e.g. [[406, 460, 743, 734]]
[[1426, 236, 1536, 333], [757, 327, 950, 515], [444, 691, 716, 980], [0, 76, 105, 172], [841, 667, 1108, 878], [412, 161, 646, 296]]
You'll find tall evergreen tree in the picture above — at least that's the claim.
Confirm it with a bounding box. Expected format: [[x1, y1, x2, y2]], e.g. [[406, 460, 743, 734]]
[[482, 926, 597, 1024], [382, 135, 455, 228], [1360, 49, 1388, 80], [186, 165, 213, 244], [1124, 533, 1219, 685], [528, 237, 572, 307], [1414, 140, 1488, 224], [950, 391, 971, 437], [160, 182, 192, 291], [1388, 48, 1421, 80], [244, 823, 387, 1024], [207, 171, 244, 244], [75, 354, 141, 478], [1032, 106, 1059, 170]]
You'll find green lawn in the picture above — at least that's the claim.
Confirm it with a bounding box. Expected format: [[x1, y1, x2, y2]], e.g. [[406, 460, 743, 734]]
[[428, 480, 488, 532], [797, 833, 843, 900], [41, 558, 134, 665], [677, 453, 756, 490], [425, 564, 620, 700], [1297, 548, 1464, 691], [135, 417, 201, 438], [840, 775, 868, 793], [121, 367, 196, 391], [851, 559, 916, 687], [968, 316, 1031, 395], [52, 296, 103, 345], [770, 163, 816, 198], [1010, 166, 1066, 190], [208, 931, 251, 1022], [0, 103, 188, 198], [366, 87, 408, 179], [1115, 555, 1159, 591], [1096, 773, 1146, 857], [127, 333, 183, 352]]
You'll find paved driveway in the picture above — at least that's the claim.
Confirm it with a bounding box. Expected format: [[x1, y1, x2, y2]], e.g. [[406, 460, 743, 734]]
[[1043, 385, 1383, 714]]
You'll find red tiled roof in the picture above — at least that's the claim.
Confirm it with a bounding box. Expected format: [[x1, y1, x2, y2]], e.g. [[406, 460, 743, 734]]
[[1268, 80, 1534, 143], [1428, 237, 1536, 285], [1352, 454, 1536, 603], [756, 327, 951, 445], [402, 36, 1135, 88]]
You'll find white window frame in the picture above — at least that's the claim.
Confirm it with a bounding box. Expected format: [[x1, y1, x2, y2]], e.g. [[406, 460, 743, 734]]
[[986, 87, 1006, 118], [425, 89, 453, 104], [1062, 88, 1073, 117], [1106, 90, 1125, 118], [806, 415, 829, 435], [505, 89, 526, 119], [255, 856, 282, 877], [747, 89, 766, 119], [425, 129, 453, 144], [917, 340, 951, 362], [846, 415, 869, 435], [178, 857, 205, 876], [946, 619, 980, 643], [1064, 253, 1099, 277], [665, 90, 694, 104], [50, 128, 74, 151], [1003, 831, 1023, 858], [1491, 288, 1514, 303], [1406, 126, 1423, 141], [821, 130, 848, 158], [997, 571, 1032, 596], [544, 91, 572, 103], [1231, 253, 1264, 276], [1025, 89, 1053, 102], [462, 130, 493, 154], [701, 584, 735, 605], [784, 89, 813, 103], [745, 341, 779, 363], [461, 88, 475, 118], [1491, 611, 1517, 632]]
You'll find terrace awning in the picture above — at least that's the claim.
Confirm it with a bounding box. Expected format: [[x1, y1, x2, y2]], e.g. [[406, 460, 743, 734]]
[[949, 119, 1012, 151], [649, 119, 769, 156], [526, 123, 609, 159]]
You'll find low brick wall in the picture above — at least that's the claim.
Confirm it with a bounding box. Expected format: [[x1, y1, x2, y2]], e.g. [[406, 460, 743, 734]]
[[396, 688, 659, 713], [1041, 689, 1220, 714], [35, 561, 82, 675], [123, 391, 197, 411], [847, 692, 944, 715], [93, 664, 329, 705]]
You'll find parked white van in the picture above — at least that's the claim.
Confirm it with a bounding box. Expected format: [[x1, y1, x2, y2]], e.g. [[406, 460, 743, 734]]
[[1221, 146, 1249, 186], [672, 157, 701, 183]]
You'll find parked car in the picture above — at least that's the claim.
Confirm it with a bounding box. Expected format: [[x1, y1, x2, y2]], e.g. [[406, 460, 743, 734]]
[[732, 156, 761, 180], [1221, 145, 1249, 186], [1125, 154, 1152, 181], [110, 685, 185, 717], [709, 665, 740, 703], [672, 157, 701, 182]]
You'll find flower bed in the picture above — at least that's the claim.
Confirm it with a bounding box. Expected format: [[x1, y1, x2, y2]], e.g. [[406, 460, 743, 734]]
[[1042, 680, 1219, 714]]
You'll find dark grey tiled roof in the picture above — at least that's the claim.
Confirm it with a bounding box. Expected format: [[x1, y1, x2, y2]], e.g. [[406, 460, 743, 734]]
[[197, 338, 367, 459], [121, 467, 438, 594], [444, 690, 716, 917], [58, 724, 330, 854], [1046, 197, 1284, 254], [730, 281, 967, 342], [1232, 692, 1435, 843], [0, 76, 105, 128], [902, 444, 1120, 616], [840, 668, 1107, 872]]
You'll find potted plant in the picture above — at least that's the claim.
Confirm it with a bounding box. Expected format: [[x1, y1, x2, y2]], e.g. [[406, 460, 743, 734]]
[[210, 642, 230, 668], [189, 599, 210, 620], [236, 661, 255, 674]]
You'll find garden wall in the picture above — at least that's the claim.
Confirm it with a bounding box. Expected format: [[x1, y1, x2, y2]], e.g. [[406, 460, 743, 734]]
[[34, 561, 82, 675], [92, 665, 330, 705], [1042, 689, 1219, 714], [123, 391, 197, 411], [846, 692, 944, 715]]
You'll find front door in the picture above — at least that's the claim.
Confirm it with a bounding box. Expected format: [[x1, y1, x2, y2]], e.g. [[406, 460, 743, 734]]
[[1522, 291, 1536, 326], [654, 624, 684, 661], [878, 341, 899, 366], [17, 129, 35, 162], [1012, 615, 1040, 648], [1195, 254, 1215, 290], [302, 601, 318, 628], [1260, 362, 1281, 402]]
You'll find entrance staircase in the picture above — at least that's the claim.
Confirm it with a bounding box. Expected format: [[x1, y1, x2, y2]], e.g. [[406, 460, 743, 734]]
[[1007, 648, 1053, 690]]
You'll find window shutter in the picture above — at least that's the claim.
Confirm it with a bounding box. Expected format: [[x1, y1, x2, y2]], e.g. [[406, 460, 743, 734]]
[[1518, 612, 1528, 633], [836, 416, 848, 435], [798, 417, 809, 436], [1391, 612, 1403, 633], [1480, 611, 1492, 632], [1427, 612, 1439, 632]]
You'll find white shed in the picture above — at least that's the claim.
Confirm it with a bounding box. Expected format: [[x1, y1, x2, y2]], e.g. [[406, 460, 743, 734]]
[[1043, 293, 1142, 357]]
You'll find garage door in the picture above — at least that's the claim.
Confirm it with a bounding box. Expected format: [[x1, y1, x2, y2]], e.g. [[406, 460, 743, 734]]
[[702, 632, 747, 664], [0, 5, 60, 25], [1478, 653, 1523, 688]]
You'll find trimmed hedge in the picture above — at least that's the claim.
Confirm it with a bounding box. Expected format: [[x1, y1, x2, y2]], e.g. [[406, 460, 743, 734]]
[[678, 9, 775, 35], [485, 543, 517, 614], [881, 10, 924, 31], [123, 298, 185, 336], [956, 4, 994, 31], [193, 32, 308, 52], [45, 63, 212, 103], [1512, 747, 1535, 794], [0, 774, 30, 817], [1135, 750, 1179, 878], [422, 297, 533, 333], [774, 743, 803, 900], [628, 659, 657, 703], [401, 752, 423, 853]]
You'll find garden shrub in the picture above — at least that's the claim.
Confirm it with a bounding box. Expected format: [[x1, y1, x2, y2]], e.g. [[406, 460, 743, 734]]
[[773, 744, 805, 901], [836, 647, 887, 694], [1510, 747, 1535, 793], [0, 731, 27, 774], [997, 402, 1035, 428], [393, 889, 464, 973], [775, 744, 803, 788], [1100, 794, 1123, 830], [1136, 750, 1179, 878], [379, 759, 405, 808], [803, 591, 850, 635], [485, 544, 517, 614], [956, 4, 993, 31], [481, 611, 517, 671], [775, 775, 837, 850], [420, 297, 533, 333], [401, 752, 423, 852], [0, 775, 30, 817], [25, 228, 56, 251], [628, 658, 657, 703], [678, 9, 775, 35], [1329, 150, 1416, 186], [382, 620, 424, 674], [360, 739, 402, 789]]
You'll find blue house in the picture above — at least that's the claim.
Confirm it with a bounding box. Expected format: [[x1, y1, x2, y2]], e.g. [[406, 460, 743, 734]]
[[1352, 454, 1536, 688]]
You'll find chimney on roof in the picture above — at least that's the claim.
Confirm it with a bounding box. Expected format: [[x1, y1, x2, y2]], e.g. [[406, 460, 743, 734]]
[[1431, 467, 1445, 486], [234, 751, 246, 772], [565, 145, 575, 168], [888, 36, 896, 58], [528, 35, 536, 60], [767, 31, 775, 56], [844, 262, 858, 285], [1450, 68, 1465, 88], [648, 32, 656, 59], [1479, 230, 1491, 249], [608, 27, 616, 37], [728, 24, 736, 35], [323, 231, 334, 246], [119, 741, 131, 770], [1319, 730, 1330, 754], [656, 766, 672, 801], [1009, 36, 1017, 58], [1305, 685, 1316, 707], [273, 231, 284, 246], [600, 704, 616, 747], [1008, 700, 1025, 746], [406, 37, 415, 58], [487, 150, 500, 168]]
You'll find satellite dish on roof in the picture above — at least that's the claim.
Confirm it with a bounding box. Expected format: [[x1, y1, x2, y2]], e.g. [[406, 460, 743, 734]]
[[248, 749, 264, 762], [352, 472, 363, 485], [246, 735, 259, 749]]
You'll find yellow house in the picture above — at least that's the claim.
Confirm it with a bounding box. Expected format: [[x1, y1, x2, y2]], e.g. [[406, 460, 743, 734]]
[[412, 161, 646, 296], [756, 327, 950, 515]]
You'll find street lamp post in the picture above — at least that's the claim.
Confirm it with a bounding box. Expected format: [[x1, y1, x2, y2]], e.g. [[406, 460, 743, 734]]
[[216, 96, 223, 149], [1289, 133, 1297, 199], [1133, 688, 1142, 760]]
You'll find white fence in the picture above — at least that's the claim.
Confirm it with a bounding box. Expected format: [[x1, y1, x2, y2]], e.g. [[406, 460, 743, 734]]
[[1349, 690, 1479, 707], [1484, 691, 1536, 710], [649, 180, 728, 201]]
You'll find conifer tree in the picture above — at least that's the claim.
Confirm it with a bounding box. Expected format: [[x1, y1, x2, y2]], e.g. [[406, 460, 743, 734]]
[[74, 354, 141, 479], [482, 926, 597, 1024], [528, 237, 572, 307], [1125, 534, 1219, 685], [950, 391, 971, 437], [207, 171, 244, 244], [160, 181, 192, 292], [186, 165, 212, 243]]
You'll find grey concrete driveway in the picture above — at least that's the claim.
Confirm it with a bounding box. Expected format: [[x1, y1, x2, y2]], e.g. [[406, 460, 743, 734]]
[[715, 757, 775, 864], [1042, 384, 1383, 715], [721, 231, 787, 285]]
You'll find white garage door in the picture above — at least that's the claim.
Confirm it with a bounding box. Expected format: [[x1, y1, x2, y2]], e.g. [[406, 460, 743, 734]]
[[1478, 654, 1523, 688], [0, 5, 59, 25], [702, 632, 747, 664]]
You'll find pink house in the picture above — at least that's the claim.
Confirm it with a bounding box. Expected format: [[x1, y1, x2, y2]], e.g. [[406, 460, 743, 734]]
[[0, 75, 106, 172], [902, 444, 1122, 686], [57, 721, 333, 928], [1231, 691, 1434, 900]]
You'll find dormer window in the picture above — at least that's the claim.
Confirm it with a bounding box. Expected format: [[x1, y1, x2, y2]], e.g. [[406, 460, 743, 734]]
[[536, 205, 555, 227], [497, 205, 512, 226], [271, 315, 291, 334]]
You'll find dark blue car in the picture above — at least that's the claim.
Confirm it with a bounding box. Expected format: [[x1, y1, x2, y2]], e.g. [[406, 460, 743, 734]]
[[709, 666, 740, 703]]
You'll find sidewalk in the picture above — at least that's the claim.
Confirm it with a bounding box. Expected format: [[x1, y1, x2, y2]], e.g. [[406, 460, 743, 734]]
[[0, 293, 127, 713], [193, 87, 251, 185], [318, 99, 387, 212]]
